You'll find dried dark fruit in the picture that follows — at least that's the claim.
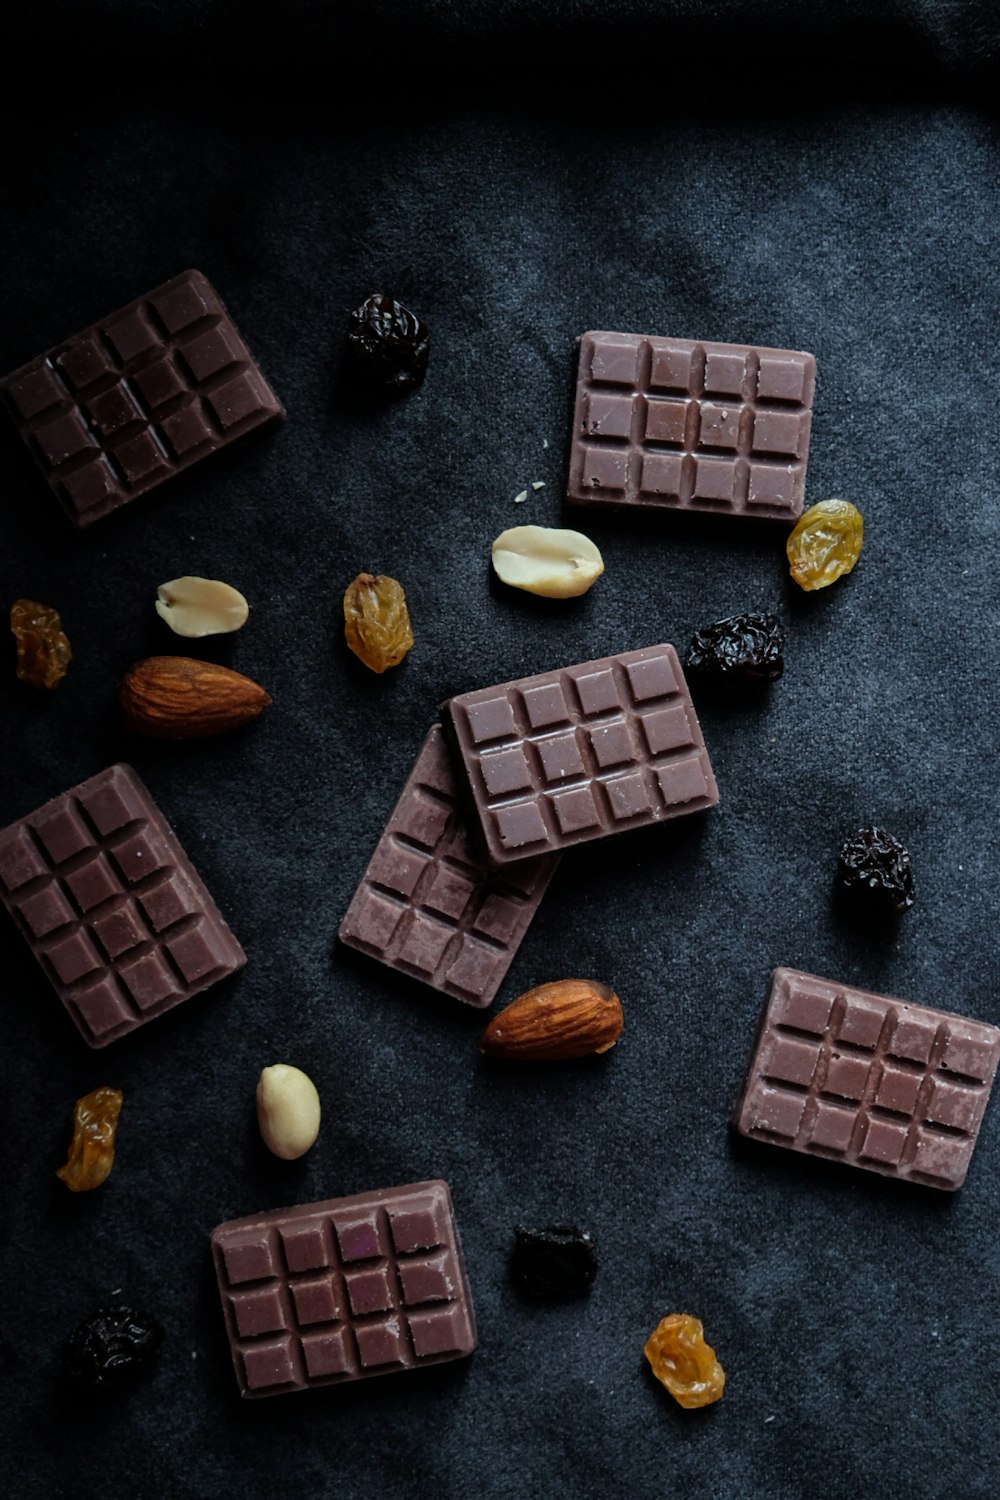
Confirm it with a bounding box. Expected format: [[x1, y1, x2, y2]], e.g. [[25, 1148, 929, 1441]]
[[510, 1224, 598, 1299], [838, 826, 914, 915], [56, 1086, 123, 1192], [343, 572, 414, 672], [10, 598, 72, 689], [346, 293, 430, 394], [644, 1314, 725, 1408], [685, 612, 784, 684], [64, 1301, 163, 1390]]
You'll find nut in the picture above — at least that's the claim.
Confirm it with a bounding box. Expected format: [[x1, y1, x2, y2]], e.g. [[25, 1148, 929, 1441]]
[[256, 1064, 321, 1160], [491, 525, 604, 598], [480, 979, 623, 1060], [155, 576, 249, 637], [119, 656, 271, 738]]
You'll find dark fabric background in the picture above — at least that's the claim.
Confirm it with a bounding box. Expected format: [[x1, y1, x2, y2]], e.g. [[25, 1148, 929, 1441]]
[[2, 4, 999, 1497]]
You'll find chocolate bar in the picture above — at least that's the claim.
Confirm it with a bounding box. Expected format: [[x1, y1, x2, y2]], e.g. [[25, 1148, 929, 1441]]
[[567, 331, 815, 520], [339, 726, 558, 1007], [0, 269, 283, 527], [0, 764, 245, 1046], [211, 1180, 476, 1398], [734, 967, 1000, 1190], [441, 645, 718, 866]]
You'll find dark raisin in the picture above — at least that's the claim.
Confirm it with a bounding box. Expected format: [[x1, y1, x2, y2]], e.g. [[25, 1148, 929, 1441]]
[[63, 1300, 163, 1390], [346, 294, 429, 394], [838, 827, 914, 915], [685, 611, 784, 683], [510, 1224, 598, 1300]]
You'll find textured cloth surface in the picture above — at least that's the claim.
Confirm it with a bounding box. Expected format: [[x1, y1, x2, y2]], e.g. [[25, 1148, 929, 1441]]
[[1, 5, 999, 1497]]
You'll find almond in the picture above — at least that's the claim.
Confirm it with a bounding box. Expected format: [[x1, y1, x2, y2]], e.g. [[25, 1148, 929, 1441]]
[[119, 656, 271, 739], [480, 979, 623, 1061]]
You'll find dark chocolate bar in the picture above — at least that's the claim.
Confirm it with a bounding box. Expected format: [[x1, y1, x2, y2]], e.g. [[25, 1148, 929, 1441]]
[[0, 269, 283, 527], [734, 967, 1000, 1190], [211, 1180, 476, 1398], [0, 764, 245, 1046], [339, 726, 558, 1007], [441, 644, 718, 866], [567, 332, 815, 520]]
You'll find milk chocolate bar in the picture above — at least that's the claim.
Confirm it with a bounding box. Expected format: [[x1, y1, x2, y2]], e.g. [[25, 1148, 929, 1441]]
[[339, 726, 558, 1007], [567, 332, 815, 520], [734, 967, 1000, 1190], [0, 764, 245, 1046], [0, 269, 283, 526], [441, 644, 718, 866], [211, 1180, 476, 1398]]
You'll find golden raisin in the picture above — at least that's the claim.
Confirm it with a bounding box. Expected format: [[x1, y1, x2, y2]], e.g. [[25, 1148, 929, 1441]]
[[10, 598, 73, 689], [786, 499, 863, 591], [343, 572, 414, 673], [56, 1087, 123, 1192], [644, 1313, 726, 1408]]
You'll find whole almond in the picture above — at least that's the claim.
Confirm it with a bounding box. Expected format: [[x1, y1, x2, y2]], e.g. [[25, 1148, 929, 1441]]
[[119, 656, 271, 738], [480, 979, 623, 1061]]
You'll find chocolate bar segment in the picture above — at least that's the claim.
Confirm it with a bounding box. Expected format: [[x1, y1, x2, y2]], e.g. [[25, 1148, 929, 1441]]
[[211, 1180, 476, 1398], [442, 645, 718, 866], [0, 764, 245, 1046], [0, 270, 283, 527], [567, 332, 815, 520], [339, 726, 557, 1007], [734, 967, 1000, 1190]]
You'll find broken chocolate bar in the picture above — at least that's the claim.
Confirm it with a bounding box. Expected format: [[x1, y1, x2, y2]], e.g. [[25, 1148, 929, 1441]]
[[0, 269, 283, 527], [211, 1180, 476, 1398], [567, 332, 815, 520], [441, 644, 718, 866], [0, 764, 245, 1046], [734, 967, 1000, 1190]]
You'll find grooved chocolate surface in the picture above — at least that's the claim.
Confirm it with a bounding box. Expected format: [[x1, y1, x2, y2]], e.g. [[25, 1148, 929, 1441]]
[[211, 1181, 476, 1398], [0, 764, 246, 1047], [566, 331, 815, 520], [442, 645, 718, 866], [338, 726, 558, 1007], [734, 968, 1000, 1190], [0, 269, 284, 527]]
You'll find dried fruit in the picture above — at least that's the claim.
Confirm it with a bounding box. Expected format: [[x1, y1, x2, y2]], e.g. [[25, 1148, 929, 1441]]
[[510, 1224, 598, 1299], [10, 598, 72, 689], [491, 525, 605, 599], [686, 611, 784, 683], [346, 293, 430, 394], [56, 1086, 123, 1192], [155, 576, 249, 637], [344, 573, 414, 673], [256, 1064, 321, 1160], [480, 979, 623, 1061], [119, 656, 271, 738], [64, 1300, 163, 1390], [787, 499, 863, 591], [644, 1313, 726, 1409], [838, 826, 914, 915]]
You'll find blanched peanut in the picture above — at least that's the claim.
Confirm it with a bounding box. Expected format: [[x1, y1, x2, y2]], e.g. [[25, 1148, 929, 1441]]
[[256, 1065, 321, 1160], [491, 525, 604, 598], [155, 576, 249, 637]]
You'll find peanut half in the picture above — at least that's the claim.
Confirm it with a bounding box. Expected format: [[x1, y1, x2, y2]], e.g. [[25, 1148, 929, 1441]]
[[155, 576, 249, 637], [491, 525, 604, 599], [256, 1065, 321, 1160]]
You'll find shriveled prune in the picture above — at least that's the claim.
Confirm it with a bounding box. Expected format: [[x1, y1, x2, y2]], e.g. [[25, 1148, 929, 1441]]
[[56, 1086, 123, 1192], [10, 598, 72, 689], [344, 572, 414, 672], [644, 1313, 725, 1409], [347, 294, 430, 394], [838, 826, 914, 915], [510, 1223, 598, 1299], [787, 499, 863, 591], [685, 612, 784, 683], [64, 1301, 163, 1390]]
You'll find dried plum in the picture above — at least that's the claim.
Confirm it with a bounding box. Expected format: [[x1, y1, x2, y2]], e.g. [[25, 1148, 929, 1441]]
[[510, 1224, 598, 1299], [346, 294, 429, 394], [838, 826, 914, 915], [64, 1300, 163, 1390], [685, 612, 784, 683]]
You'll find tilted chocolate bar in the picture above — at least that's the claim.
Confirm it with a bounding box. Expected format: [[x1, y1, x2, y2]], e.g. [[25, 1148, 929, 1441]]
[[339, 726, 558, 1007], [0, 269, 283, 527], [441, 645, 718, 866], [734, 967, 1000, 1190], [567, 332, 815, 520], [0, 764, 245, 1046], [211, 1180, 476, 1398]]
